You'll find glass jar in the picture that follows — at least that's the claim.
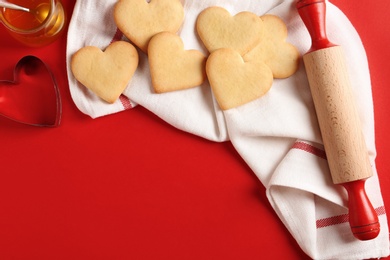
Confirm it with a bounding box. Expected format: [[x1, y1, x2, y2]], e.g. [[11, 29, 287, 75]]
[[0, 0, 66, 47]]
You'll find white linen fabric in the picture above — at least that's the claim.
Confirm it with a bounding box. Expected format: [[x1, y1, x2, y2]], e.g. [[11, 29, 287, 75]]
[[66, 0, 389, 258]]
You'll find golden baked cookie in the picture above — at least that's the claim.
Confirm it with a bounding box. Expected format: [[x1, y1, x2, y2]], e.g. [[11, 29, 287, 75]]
[[71, 41, 139, 103], [206, 48, 273, 110], [114, 0, 184, 53], [243, 14, 300, 79], [196, 6, 264, 55], [148, 32, 207, 93]]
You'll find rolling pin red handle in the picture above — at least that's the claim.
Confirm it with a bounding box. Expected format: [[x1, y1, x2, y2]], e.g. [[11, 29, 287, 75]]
[[342, 180, 380, 240], [297, 0, 336, 51]]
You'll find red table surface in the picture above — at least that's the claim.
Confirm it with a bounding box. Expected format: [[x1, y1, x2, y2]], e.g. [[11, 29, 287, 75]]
[[0, 1, 389, 259]]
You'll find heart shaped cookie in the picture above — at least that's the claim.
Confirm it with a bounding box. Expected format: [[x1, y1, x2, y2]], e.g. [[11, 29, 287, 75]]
[[148, 32, 207, 93], [206, 48, 273, 110], [71, 41, 139, 104], [0, 56, 61, 127], [114, 0, 184, 53], [243, 15, 300, 79], [196, 6, 264, 55]]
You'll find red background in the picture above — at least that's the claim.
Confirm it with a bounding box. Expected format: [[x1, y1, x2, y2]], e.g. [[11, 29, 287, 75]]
[[0, 0, 389, 259]]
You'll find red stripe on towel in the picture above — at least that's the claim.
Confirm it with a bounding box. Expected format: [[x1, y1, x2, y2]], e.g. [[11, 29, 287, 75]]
[[316, 213, 349, 228], [110, 28, 124, 44], [292, 141, 327, 160], [375, 205, 387, 216], [119, 95, 133, 110], [316, 206, 386, 228]]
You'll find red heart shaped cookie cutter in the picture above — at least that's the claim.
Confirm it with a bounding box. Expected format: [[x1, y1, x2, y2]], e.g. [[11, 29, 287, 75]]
[[0, 56, 62, 127]]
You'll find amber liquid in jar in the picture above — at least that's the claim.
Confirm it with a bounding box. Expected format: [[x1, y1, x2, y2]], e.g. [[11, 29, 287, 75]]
[[1, 0, 65, 47]]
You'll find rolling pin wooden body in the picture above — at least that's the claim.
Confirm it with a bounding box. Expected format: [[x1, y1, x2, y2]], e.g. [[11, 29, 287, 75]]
[[297, 0, 380, 240], [303, 46, 372, 184]]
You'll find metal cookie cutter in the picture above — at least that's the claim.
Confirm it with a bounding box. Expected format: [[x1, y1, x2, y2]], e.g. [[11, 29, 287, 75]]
[[0, 55, 62, 127]]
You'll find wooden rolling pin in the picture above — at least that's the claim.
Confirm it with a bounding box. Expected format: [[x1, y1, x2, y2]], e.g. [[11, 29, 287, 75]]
[[296, 0, 380, 240]]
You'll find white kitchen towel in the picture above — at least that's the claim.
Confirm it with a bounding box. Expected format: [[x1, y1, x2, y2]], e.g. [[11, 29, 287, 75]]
[[66, 0, 389, 259]]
